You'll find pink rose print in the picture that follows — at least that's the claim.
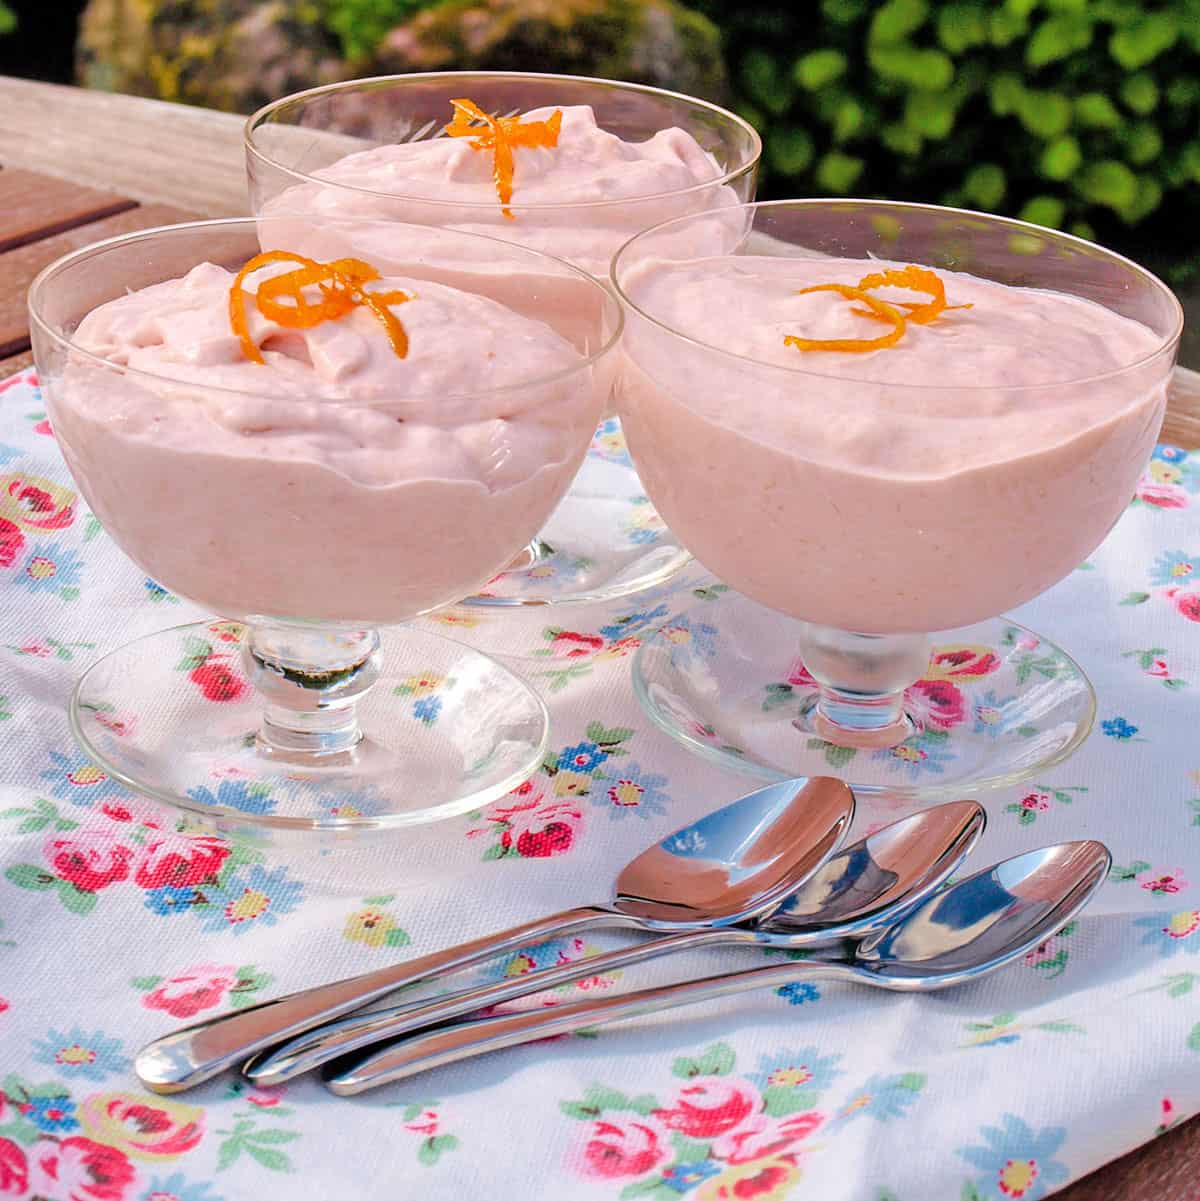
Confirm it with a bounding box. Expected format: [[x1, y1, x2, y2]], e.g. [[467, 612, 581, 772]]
[[99, 799, 162, 828], [142, 964, 239, 1019], [786, 659, 817, 688], [653, 1077, 761, 1139], [135, 835, 229, 890], [44, 829, 135, 893], [0, 519, 23, 569], [711, 1110, 824, 1164], [29, 1136, 135, 1201], [1138, 868, 1189, 895], [550, 631, 605, 658], [91, 710, 137, 738], [78, 1092, 203, 1159], [1175, 592, 1200, 623], [1138, 482, 1188, 509], [189, 658, 246, 703], [33, 418, 53, 436], [1020, 792, 1050, 813], [578, 1116, 669, 1179], [403, 1108, 440, 1137], [0, 1137, 27, 1197], [926, 646, 1000, 679], [473, 784, 584, 860], [904, 679, 966, 730], [7, 478, 75, 531]]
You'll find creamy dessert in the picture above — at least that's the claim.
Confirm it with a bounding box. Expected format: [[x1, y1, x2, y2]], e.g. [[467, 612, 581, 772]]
[[617, 254, 1170, 633], [262, 104, 735, 277], [51, 253, 608, 622]]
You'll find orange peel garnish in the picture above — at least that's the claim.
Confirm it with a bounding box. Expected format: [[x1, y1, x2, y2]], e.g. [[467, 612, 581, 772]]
[[783, 284, 907, 354], [445, 98, 563, 219], [852, 264, 972, 325], [229, 251, 412, 364]]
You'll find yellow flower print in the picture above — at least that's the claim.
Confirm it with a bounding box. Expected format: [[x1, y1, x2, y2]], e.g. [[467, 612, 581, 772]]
[[78, 1091, 204, 1159], [1151, 460, 1183, 485], [553, 769, 594, 798], [767, 1066, 813, 1089], [697, 1156, 799, 1201], [395, 673, 444, 699], [998, 1158, 1038, 1197], [227, 889, 271, 923], [345, 907, 399, 948]]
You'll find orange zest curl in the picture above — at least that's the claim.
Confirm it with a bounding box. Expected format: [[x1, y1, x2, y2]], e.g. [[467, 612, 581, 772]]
[[444, 97, 563, 219], [852, 263, 972, 325], [783, 284, 907, 354], [229, 251, 412, 364]]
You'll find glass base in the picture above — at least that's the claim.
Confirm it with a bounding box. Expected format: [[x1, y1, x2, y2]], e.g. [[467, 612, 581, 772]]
[[464, 417, 691, 607], [70, 621, 549, 836], [632, 591, 1096, 796]]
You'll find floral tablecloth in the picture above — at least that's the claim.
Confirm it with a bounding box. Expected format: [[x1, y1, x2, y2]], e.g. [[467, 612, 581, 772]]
[[2, 362, 1199, 1201]]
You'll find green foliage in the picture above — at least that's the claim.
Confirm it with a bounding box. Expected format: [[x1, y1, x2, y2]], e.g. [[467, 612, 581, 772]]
[[0, 3, 15, 35], [318, 0, 436, 60], [691, 0, 1200, 247]]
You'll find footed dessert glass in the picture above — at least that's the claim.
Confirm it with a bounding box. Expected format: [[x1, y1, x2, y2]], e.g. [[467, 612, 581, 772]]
[[29, 218, 621, 833], [245, 71, 761, 606], [612, 200, 1182, 794]]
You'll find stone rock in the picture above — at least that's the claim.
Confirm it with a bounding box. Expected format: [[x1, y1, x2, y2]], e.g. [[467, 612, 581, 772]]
[[77, 0, 350, 113], [372, 0, 727, 103]]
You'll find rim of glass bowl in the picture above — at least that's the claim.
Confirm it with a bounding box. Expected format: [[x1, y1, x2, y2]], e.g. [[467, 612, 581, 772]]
[[244, 70, 763, 215], [27, 216, 624, 404], [610, 197, 1184, 392], [68, 624, 552, 835]]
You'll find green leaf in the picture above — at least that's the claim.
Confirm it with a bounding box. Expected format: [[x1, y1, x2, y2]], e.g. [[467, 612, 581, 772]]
[[1075, 92, 1122, 129], [1027, 14, 1093, 67], [762, 1085, 820, 1116], [481, 842, 510, 861], [131, 975, 162, 991], [1040, 135, 1082, 181], [669, 1135, 713, 1164], [989, 6, 1029, 45], [739, 49, 794, 116], [695, 1042, 736, 1077], [57, 881, 98, 915], [989, 73, 1025, 116], [962, 1181, 986, 1201], [417, 1133, 459, 1165], [245, 1143, 292, 1172], [5, 864, 57, 891], [1020, 196, 1066, 228], [937, 3, 988, 53], [1120, 591, 1150, 605], [1118, 174, 1162, 224], [816, 152, 865, 194], [384, 927, 411, 948], [1110, 13, 1178, 69], [1188, 1023, 1200, 1052], [216, 1139, 243, 1171], [794, 49, 847, 91], [1167, 77, 1200, 107], [619, 1178, 670, 1201], [1165, 678, 1188, 692], [1075, 160, 1139, 211], [1121, 73, 1159, 115], [0, 1118, 39, 1147], [905, 91, 957, 139], [0, 4, 16, 35], [881, 121, 923, 156], [831, 97, 866, 143], [1015, 90, 1072, 137], [1123, 122, 1163, 166], [870, 44, 954, 90], [1167, 975, 1197, 997], [1036, 1020, 1085, 1033], [897, 1072, 926, 1091], [870, 0, 929, 43], [767, 127, 814, 176], [585, 723, 635, 747], [246, 1129, 300, 1145]]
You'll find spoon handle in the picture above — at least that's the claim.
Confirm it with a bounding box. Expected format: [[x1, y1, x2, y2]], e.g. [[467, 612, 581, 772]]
[[245, 926, 737, 1086], [134, 904, 611, 1094], [326, 959, 846, 1096]]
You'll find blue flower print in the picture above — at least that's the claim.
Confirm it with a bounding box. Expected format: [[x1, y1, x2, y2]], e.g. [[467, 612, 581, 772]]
[[658, 616, 719, 668], [834, 1073, 924, 1123], [557, 741, 607, 773], [592, 761, 669, 820], [1133, 910, 1200, 958], [1154, 445, 1188, 464], [750, 1045, 842, 1095], [32, 1027, 130, 1081], [599, 603, 669, 642], [479, 937, 586, 984], [144, 885, 201, 916], [198, 864, 304, 935], [187, 778, 277, 816], [296, 784, 390, 820], [873, 735, 956, 778], [0, 443, 21, 466], [1101, 716, 1139, 741], [142, 1173, 226, 1201], [776, 982, 821, 1006], [1150, 549, 1197, 587], [23, 1094, 79, 1133], [625, 497, 664, 545], [972, 690, 1016, 737], [588, 416, 633, 467], [20, 543, 84, 596], [662, 1161, 721, 1192], [413, 696, 442, 724], [144, 578, 178, 602], [39, 751, 125, 806], [957, 1114, 1069, 1201]]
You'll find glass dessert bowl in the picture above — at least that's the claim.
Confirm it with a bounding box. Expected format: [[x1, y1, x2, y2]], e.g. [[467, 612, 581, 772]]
[[28, 217, 621, 833], [612, 199, 1182, 795], [245, 71, 761, 606]]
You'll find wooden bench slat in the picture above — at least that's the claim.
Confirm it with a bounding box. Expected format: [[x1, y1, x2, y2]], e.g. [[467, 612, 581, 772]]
[[0, 201, 195, 358], [0, 167, 139, 255]]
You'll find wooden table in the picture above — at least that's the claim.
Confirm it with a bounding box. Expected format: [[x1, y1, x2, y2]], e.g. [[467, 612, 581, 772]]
[[1, 74, 1198, 1199]]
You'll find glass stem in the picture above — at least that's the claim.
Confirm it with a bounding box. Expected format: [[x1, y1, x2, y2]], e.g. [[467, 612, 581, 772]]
[[796, 624, 930, 750], [505, 536, 556, 573], [242, 623, 381, 763]]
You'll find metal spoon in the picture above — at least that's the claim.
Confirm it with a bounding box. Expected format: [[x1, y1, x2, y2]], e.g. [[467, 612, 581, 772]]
[[243, 799, 983, 1086], [325, 839, 1109, 1096], [134, 775, 854, 1093]]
